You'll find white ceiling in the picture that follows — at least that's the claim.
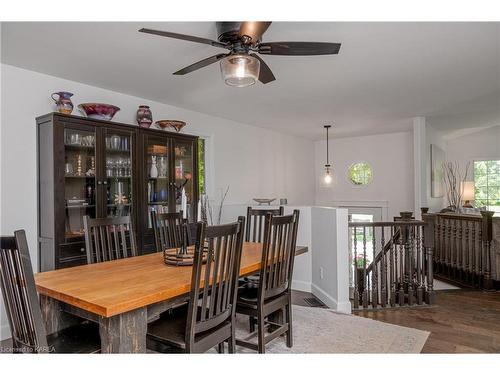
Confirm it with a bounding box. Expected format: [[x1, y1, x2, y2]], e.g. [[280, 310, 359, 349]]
[[2, 22, 499, 140]]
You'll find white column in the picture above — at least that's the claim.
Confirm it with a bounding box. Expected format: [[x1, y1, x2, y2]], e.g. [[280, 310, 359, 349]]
[[413, 117, 427, 219]]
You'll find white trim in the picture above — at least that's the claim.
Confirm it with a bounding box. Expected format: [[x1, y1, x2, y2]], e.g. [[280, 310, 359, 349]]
[[330, 200, 389, 221], [311, 283, 351, 314], [292, 280, 312, 293]]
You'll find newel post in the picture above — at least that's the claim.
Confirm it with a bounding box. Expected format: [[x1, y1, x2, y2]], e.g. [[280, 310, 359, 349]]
[[422, 211, 436, 304], [480, 211, 494, 290]]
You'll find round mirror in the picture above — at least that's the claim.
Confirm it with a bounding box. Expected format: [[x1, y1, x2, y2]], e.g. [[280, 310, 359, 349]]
[[348, 162, 373, 185]]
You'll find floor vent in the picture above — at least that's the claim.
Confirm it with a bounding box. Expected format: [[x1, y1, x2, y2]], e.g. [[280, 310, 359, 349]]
[[303, 297, 327, 308]]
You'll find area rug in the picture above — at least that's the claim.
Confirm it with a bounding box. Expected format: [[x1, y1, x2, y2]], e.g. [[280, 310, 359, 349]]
[[229, 305, 429, 353]]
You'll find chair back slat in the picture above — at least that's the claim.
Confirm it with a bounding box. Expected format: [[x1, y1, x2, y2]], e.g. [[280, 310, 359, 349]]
[[0, 230, 48, 352], [245, 206, 284, 243], [259, 210, 300, 301], [83, 216, 137, 264], [151, 211, 187, 252], [185, 217, 245, 347]]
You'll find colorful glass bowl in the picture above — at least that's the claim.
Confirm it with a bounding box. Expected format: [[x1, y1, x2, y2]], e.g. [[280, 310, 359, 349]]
[[155, 120, 186, 132], [78, 103, 120, 121]]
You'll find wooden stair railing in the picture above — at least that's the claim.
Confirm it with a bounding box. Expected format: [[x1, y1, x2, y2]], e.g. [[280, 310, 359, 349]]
[[424, 210, 495, 290], [349, 211, 435, 310]]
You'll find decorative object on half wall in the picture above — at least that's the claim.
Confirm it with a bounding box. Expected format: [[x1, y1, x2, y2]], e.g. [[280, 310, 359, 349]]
[[78, 103, 120, 121], [51, 91, 74, 114], [137, 105, 153, 128], [253, 198, 276, 205], [442, 161, 470, 213], [155, 120, 186, 132]]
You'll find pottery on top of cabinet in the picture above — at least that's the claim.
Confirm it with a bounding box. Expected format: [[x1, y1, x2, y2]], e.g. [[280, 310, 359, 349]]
[[78, 103, 120, 121], [137, 105, 153, 128], [51, 91, 74, 114]]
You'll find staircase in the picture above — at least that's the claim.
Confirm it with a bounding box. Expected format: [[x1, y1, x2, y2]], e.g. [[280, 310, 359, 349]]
[[349, 211, 436, 310]]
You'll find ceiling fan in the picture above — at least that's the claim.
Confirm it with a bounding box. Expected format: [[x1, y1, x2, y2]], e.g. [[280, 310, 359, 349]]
[[139, 22, 341, 87]]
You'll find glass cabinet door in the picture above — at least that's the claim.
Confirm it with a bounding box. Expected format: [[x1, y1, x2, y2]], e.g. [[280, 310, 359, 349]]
[[144, 136, 171, 229], [104, 130, 134, 218], [63, 127, 97, 242], [173, 139, 196, 221]]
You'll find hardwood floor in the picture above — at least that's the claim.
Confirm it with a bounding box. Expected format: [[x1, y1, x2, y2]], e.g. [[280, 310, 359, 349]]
[[353, 289, 500, 353], [2, 289, 499, 353]]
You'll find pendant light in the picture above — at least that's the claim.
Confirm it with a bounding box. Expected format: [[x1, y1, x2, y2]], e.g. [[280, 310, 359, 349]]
[[323, 125, 332, 185]]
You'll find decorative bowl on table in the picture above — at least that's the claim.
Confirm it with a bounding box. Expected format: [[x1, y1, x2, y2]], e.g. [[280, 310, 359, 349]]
[[253, 198, 276, 205], [155, 120, 186, 132], [78, 103, 120, 121]]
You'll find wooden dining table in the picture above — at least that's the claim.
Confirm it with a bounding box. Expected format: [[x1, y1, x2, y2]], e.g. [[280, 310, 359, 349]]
[[35, 242, 308, 353]]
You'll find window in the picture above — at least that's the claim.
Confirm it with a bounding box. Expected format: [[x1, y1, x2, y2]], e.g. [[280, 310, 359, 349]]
[[474, 160, 500, 213], [198, 138, 206, 195], [348, 162, 373, 185]]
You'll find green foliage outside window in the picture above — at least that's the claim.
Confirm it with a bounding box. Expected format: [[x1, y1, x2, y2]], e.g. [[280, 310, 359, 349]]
[[474, 160, 500, 211], [198, 139, 205, 195], [348, 162, 373, 185]]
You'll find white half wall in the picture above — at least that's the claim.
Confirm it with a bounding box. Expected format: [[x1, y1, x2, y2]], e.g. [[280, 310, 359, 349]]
[[311, 206, 350, 313], [0, 64, 315, 340], [315, 132, 415, 220]]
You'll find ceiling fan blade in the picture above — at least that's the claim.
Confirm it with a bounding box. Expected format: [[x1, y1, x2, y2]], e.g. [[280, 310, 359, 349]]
[[250, 54, 275, 84], [258, 41, 341, 55], [139, 28, 230, 49], [173, 53, 229, 75], [239, 22, 272, 44]]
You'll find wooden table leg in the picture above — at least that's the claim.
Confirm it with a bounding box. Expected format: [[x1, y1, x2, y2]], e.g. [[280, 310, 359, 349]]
[[40, 294, 81, 335], [99, 307, 147, 353]]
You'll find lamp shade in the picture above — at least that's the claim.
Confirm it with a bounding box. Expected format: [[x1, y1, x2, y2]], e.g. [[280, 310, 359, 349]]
[[220, 54, 260, 87], [461, 181, 475, 201]]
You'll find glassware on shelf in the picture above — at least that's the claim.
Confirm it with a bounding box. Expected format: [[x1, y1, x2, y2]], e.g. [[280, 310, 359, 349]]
[[110, 135, 121, 150]]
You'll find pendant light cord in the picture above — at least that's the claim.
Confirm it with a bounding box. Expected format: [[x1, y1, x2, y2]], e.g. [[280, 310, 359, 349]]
[[324, 125, 331, 166]]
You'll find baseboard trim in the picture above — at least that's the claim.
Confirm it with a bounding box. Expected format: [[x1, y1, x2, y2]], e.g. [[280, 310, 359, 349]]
[[311, 283, 351, 314], [292, 280, 312, 292]]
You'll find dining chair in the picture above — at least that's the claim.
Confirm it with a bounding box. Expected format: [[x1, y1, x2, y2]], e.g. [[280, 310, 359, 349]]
[[147, 217, 246, 353], [0, 230, 100, 353], [236, 210, 300, 353], [245, 206, 284, 243], [151, 211, 186, 252], [240, 206, 285, 311], [83, 215, 137, 264]]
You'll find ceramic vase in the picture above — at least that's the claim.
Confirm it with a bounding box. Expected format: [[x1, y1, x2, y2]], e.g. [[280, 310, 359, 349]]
[[51, 91, 74, 114], [150, 155, 158, 178], [137, 105, 153, 128]]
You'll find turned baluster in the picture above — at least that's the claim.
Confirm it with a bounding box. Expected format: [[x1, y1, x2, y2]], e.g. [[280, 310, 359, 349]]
[[406, 225, 415, 306], [416, 226, 424, 305], [380, 227, 387, 307], [464, 221, 470, 285], [362, 226, 368, 309], [353, 226, 359, 309], [371, 227, 378, 308], [481, 211, 494, 290], [398, 225, 405, 306], [390, 226, 397, 307]]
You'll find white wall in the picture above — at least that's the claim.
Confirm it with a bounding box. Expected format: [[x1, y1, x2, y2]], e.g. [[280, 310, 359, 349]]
[[315, 132, 415, 220], [0, 64, 315, 340], [446, 125, 500, 174]]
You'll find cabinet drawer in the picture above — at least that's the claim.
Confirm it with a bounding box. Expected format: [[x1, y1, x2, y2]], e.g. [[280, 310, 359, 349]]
[[59, 242, 87, 259]]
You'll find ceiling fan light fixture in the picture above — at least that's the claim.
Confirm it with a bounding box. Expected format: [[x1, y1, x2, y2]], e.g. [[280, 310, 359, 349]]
[[220, 54, 260, 87]]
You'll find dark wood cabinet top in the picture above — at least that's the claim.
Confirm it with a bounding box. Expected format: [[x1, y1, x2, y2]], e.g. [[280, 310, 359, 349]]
[[36, 112, 199, 141]]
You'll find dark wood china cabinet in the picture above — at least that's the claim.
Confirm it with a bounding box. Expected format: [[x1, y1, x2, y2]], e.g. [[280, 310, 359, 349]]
[[37, 113, 198, 271]]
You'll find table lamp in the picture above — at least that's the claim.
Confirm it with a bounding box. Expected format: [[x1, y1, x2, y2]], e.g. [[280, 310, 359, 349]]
[[461, 181, 475, 208]]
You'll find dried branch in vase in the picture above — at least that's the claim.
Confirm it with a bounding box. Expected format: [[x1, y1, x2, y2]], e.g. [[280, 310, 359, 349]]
[[199, 186, 230, 226], [443, 161, 470, 212]]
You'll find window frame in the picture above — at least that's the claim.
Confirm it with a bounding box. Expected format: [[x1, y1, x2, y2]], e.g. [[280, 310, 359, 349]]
[[473, 159, 500, 212]]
